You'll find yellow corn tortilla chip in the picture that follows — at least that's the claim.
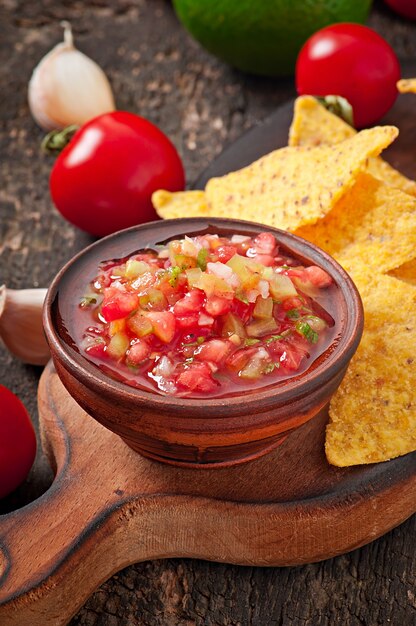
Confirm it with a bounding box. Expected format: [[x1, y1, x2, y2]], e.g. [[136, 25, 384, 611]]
[[387, 258, 416, 285], [326, 273, 416, 466], [204, 126, 398, 232], [289, 96, 416, 197], [295, 172, 416, 274], [397, 78, 416, 94], [152, 189, 208, 220]]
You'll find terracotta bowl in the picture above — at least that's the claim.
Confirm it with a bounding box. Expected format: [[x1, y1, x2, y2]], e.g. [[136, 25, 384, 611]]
[[43, 218, 363, 468]]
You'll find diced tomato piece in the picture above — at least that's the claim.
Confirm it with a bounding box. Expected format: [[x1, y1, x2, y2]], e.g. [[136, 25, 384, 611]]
[[146, 311, 176, 343], [285, 268, 304, 278], [173, 289, 205, 316], [304, 266, 333, 288], [255, 254, 275, 266], [127, 340, 151, 365], [216, 245, 237, 263], [254, 232, 277, 255], [231, 298, 254, 323], [198, 312, 215, 326], [195, 339, 232, 364], [101, 286, 139, 322], [282, 297, 303, 311], [205, 295, 232, 317], [176, 362, 218, 393], [268, 340, 304, 371], [176, 314, 200, 329], [226, 346, 258, 372], [85, 340, 107, 359]]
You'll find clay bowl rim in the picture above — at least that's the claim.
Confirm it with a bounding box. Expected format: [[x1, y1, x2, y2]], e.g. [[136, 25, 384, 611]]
[[43, 217, 364, 418]]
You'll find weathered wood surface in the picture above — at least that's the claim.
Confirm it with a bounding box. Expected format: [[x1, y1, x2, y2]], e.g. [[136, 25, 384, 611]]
[[0, 1, 415, 624]]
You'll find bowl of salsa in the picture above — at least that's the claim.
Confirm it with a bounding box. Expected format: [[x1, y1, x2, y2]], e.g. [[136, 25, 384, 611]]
[[43, 218, 363, 467]]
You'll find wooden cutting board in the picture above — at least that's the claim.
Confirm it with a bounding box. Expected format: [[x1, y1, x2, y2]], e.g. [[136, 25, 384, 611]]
[[1, 90, 416, 625], [0, 364, 414, 626]]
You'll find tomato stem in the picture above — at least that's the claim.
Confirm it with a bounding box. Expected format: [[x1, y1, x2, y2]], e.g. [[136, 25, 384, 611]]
[[315, 95, 355, 128], [41, 125, 79, 155]]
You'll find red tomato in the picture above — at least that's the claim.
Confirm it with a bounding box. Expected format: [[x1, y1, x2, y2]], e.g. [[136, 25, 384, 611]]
[[296, 24, 401, 128], [385, 0, 416, 20], [0, 385, 37, 499], [101, 287, 139, 322], [50, 112, 185, 237], [194, 339, 231, 364], [176, 362, 218, 393]]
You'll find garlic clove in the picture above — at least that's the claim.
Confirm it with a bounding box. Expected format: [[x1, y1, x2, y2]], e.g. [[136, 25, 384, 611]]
[[28, 21, 115, 131], [0, 285, 50, 366]]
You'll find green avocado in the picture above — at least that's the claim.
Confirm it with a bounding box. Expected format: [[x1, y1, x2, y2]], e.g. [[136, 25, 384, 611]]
[[173, 0, 372, 77]]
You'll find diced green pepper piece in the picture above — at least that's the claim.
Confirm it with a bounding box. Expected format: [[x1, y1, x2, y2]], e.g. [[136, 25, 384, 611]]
[[268, 274, 298, 300], [253, 296, 273, 319], [174, 254, 197, 270], [168, 266, 181, 287], [197, 248, 208, 270], [221, 312, 247, 338], [107, 332, 129, 359], [125, 259, 150, 279], [127, 313, 153, 337], [246, 318, 278, 338], [186, 267, 203, 288]]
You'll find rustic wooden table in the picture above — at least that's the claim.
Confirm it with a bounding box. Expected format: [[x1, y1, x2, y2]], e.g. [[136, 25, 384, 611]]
[[1, 1, 415, 624]]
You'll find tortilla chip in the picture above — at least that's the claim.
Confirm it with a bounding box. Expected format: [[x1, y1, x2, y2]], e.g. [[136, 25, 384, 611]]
[[326, 273, 416, 466], [204, 126, 398, 232], [387, 258, 416, 285], [152, 189, 208, 220], [289, 96, 416, 197], [295, 172, 416, 274], [397, 78, 416, 94]]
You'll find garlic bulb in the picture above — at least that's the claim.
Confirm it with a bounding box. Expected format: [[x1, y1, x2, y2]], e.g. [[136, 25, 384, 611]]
[[0, 285, 50, 366], [28, 21, 115, 131]]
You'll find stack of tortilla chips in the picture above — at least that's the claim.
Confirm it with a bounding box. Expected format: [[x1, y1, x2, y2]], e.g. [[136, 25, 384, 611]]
[[152, 91, 416, 468]]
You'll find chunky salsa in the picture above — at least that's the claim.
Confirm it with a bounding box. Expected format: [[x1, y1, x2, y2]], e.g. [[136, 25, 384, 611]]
[[78, 231, 336, 397]]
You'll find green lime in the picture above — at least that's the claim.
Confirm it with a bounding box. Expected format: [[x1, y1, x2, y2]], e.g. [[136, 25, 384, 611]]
[[173, 0, 372, 77]]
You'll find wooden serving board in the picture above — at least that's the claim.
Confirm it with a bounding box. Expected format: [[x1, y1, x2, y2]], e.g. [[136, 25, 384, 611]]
[[0, 364, 414, 625]]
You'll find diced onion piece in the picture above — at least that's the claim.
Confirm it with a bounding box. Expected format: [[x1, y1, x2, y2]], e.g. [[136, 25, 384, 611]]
[[157, 249, 170, 259], [247, 289, 260, 303], [198, 312, 215, 326], [182, 235, 200, 257], [258, 280, 270, 299], [153, 355, 174, 377], [207, 261, 231, 279], [239, 347, 272, 379], [231, 235, 250, 244]]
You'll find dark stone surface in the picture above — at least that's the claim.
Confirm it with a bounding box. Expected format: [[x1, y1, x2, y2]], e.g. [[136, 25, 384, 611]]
[[0, 1, 415, 624]]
